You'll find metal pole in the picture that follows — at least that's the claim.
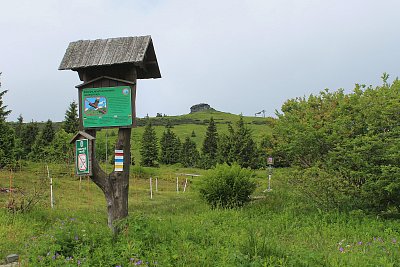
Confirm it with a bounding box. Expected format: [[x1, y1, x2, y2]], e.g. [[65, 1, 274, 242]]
[[264, 165, 273, 193]]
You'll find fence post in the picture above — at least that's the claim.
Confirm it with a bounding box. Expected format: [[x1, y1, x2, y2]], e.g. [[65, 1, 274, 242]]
[[150, 177, 153, 199], [46, 165, 54, 209]]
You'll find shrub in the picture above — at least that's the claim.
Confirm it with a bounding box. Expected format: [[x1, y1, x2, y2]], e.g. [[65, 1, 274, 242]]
[[291, 166, 360, 211], [199, 163, 256, 208]]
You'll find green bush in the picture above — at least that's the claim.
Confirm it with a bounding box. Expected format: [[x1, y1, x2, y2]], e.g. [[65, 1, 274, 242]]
[[291, 166, 360, 211], [199, 163, 256, 208]]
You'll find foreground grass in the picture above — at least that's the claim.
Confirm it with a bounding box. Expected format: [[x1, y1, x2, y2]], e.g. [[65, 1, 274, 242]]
[[1, 164, 400, 266]]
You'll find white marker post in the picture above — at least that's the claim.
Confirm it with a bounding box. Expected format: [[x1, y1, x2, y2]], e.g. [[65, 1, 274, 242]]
[[176, 177, 179, 193], [46, 165, 54, 208], [183, 178, 188, 192], [264, 157, 274, 193], [155, 177, 158, 192], [150, 177, 153, 199]]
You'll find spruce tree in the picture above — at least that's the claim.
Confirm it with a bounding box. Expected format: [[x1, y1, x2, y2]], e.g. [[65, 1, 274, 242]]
[[216, 116, 259, 169], [41, 119, 55, 145], [140, 120, 159, 166], [21, 121, 39, 157], [231, 115, 259, 168], [159, 126, 181, 164], [30, 120, 55, 161], [63, 101, 79, 134], [216, 124, 234, 165], [201, 117, 218, 168], [181, 137, 200, 167], [15, 114, 24, 138], [0, 74, 15, 168]]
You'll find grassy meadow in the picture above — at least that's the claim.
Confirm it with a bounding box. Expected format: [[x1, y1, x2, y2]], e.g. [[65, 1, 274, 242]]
[[1, 162, 400, 266]]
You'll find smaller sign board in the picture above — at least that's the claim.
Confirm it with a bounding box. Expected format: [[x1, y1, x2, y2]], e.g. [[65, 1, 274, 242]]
[[267, 157, 274, 165], [115, 150, 124, 172], [75, 139, 91, 175]]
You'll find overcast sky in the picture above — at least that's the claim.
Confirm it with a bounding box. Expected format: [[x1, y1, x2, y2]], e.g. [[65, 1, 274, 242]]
[[1, 0, 400, 122]]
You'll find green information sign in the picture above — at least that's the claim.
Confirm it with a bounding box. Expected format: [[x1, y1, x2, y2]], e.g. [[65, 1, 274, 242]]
[[75, 139, 90, 175], [82, 86, 132, 128]]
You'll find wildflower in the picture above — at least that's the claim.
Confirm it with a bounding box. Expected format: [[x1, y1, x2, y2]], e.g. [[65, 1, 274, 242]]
[[130, 258, 135, 262], [135, 260, 143, 265], [75, 235, 79, 241], [357, 241, 362, 245], [78, 260, 81, 265], [392, 238, 397, 244], [339, 247, 344, 253]]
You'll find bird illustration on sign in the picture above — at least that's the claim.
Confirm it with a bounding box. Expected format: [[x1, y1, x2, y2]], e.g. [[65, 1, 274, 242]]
[[84, 97, 107, 115]]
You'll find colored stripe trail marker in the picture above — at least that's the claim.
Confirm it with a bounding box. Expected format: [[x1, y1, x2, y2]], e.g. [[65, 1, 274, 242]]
[[115, 150, 124, 172]]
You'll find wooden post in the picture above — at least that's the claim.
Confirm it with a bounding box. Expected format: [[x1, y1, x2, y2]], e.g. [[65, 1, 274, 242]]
[[88, 127, 132, 233], [59, 36, 161, 233], [183, 178, 188, 192], [9, 170, 12, 201]]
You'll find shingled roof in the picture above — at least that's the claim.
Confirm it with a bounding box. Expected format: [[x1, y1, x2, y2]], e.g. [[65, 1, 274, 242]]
[[59, 35, 161, 79]]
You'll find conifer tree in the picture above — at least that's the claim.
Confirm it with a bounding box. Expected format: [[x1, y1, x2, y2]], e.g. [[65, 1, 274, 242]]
[[140, 120, 158, 167], [15, 114, 24, 138], [30, 120, 55, 161], [217, 124, 234, 164], [232, 115, 259, 168], [217, 116, 259, 169], [63, 101, 79, 134], [181, 137, 200, 167], [21, 121, 39, 157], [41, 119, 55, 145], [201, 117, 218, 168], [159, 126, 181, 164], [0, 73, 15, 168]]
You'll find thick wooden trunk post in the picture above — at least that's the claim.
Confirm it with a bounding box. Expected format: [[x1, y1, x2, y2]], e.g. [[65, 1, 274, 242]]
[[59, 36, 161, 233], [87, 128, 131, 232]]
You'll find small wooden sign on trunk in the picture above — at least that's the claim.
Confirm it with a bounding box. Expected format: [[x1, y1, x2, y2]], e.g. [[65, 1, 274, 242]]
[[70, 131, 95, 176]]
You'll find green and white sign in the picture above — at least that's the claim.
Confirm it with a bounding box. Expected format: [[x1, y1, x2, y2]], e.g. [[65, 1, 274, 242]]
[[75, 139, 90, 175], [82, 86, 132, 128]]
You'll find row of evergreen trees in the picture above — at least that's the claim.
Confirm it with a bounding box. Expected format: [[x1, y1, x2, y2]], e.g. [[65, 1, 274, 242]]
[[0, 73, 265, 170], [140, 116, 264, 169]]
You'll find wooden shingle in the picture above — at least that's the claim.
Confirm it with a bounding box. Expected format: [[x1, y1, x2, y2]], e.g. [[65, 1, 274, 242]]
[[59, 36, 161, 79]]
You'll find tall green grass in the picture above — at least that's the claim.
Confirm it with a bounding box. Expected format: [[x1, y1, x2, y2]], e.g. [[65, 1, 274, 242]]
[[1, 165, 400, 266]]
